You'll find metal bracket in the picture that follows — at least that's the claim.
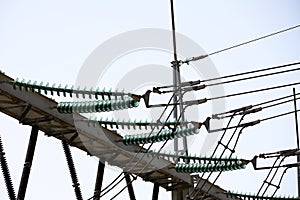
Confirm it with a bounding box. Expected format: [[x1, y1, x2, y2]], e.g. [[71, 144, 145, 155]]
[[19, 104, 32, 123], [21, 116, 54, 125]]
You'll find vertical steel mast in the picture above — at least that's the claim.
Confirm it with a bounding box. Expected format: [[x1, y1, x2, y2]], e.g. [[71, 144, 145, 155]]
[[169, 1, 190, 199], [169, 0, 188, 158]]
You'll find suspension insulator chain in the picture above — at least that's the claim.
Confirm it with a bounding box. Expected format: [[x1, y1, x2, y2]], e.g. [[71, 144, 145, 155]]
[[62, 140, 83, 200], [225, 190, 300, 200], [175, 160, 246, 173], [57, 98, 139, 113], [146, 150, 245, 165], [123, 124, 199, 145], [12, 78, 127, 100], [0, 135, 16, 200], [87, 117, 188, 130]]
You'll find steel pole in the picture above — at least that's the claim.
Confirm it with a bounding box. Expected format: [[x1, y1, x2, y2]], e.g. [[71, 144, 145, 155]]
[[293, 88, 300, 197]]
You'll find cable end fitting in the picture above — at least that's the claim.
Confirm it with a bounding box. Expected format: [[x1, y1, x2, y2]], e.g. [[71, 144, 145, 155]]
[[152, 87, 162, 94], [129, 93, 142, 102]]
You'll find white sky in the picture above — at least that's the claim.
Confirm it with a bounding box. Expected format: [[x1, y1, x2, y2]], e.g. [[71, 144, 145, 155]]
[[0, 0, 300, 199]]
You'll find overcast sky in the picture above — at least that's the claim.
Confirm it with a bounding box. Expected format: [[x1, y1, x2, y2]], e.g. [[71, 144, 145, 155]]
[[1, 1, 300, 199]]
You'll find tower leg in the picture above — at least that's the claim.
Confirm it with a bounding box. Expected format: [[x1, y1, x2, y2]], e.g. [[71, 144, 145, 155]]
[[17, 126, 39, 200], [124, 173, 136, 200], [93, 161, 105, 200], [152, 183, 159, 200]]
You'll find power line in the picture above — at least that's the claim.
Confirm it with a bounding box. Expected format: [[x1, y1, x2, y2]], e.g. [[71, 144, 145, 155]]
[[214, 109, 300, 131], [208, 24, 300, 56], [214, 93, 300, 119], [261, 96, 300, 110], [206, 65, 300, 87], [261, 109, 300, 122], [156, 61, 300, 91], [204, 61, 300, 83], [254, 93, 297, 107], [95, 173, 123, 199], [183, 24, 300, 63], [207, 81, 300, 101]]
